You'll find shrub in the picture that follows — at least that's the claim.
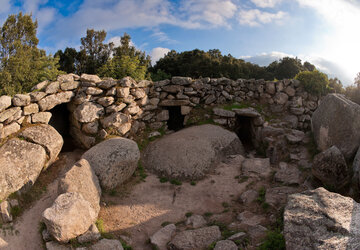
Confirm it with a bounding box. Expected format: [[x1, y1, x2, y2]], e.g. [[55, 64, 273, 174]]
[[295, 70, 329, 96], [258, 230, 285, 250]]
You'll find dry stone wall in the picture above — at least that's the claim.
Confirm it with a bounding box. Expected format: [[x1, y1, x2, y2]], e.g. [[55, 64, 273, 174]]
[[0, 73, 320, 149]]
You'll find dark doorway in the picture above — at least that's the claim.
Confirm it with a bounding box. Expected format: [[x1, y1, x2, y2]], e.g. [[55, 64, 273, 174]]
[[235, 116, 254, 151], [48, 103, 77, 152], [166, 106, 185, 131]]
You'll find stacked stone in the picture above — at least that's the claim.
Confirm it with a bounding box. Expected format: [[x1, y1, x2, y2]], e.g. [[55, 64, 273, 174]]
[[146, 77, 318, 131], [0, 74, 319, 147], [69, 75, 151, 148], [0, 74, 78, 139]]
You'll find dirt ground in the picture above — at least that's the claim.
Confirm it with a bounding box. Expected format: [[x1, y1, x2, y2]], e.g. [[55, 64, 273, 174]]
[[0, 150, 83, 250], [99, 156, 269, 250]]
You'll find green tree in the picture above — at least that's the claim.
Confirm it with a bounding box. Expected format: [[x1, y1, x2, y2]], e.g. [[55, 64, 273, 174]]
[[295, 70, 329, 96], [54, 47, 78, 73], [274, 57, 303, 80], [355, 72, 360, 87], [0, 12, 62, 95], [98, 33, 150, 80], [79, 29, 113, 74], [328, 77, 345, 94]]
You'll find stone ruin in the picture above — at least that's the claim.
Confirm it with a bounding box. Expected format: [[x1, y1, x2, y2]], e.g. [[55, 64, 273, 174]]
[[0, 73, 318, 151]]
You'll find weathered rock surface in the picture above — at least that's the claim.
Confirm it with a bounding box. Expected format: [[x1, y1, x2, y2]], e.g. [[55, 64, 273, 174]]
[[59, 159, 101, 214], [168, 226, 221, 250], [241, 158, 271, 179], [274, 162, 302, 185], [74, 102, 104, 123], [214, 240, 237, 250], [0, 138, 46, 200], [143, 124, 244, 180], [42, 192, 97, 243], [45, 241, 70, 250], [150, 224, 176, 250], [82, 137, 140, 189], [312, 94, 360, 159], [20, 124, 63, 167], [77, 224, 101, 244], [284, 187, 360, 250], [32, 112, 52, 124], [0, 96, 12, 112], [90, 239, 124, 250], [186, 215, 207, 228], [312, 146, 349, 190]]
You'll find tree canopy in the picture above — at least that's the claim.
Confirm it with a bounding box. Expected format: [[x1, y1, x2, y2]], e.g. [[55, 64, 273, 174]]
[[0, 12, 62, 95]]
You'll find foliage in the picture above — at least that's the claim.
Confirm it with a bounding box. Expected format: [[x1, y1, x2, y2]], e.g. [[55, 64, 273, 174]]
[[98, 33, 150, 80], [54, 47, 78, 73], [258, 230, 285, 250], [345, 84, 360, 104], [79, 29, 113, 74], [328, 77, 345, 94], [151, 51, 317, 81], [0, 12, 63, 95], [295, 70, 329, 96]]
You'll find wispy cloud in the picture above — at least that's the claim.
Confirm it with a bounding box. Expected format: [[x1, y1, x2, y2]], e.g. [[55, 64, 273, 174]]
[[151, 29, 178, 44], [238, 9, 287, 26], [250, 0, 283, 8]]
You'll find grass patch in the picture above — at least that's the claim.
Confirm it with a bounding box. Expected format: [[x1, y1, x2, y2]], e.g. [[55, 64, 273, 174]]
[[120, 239, 133, 250], [38, 222, 46, 234], [170, 179, 182, 185], [257, 186, 270, 211], [190, 181, 196, 186], [222, 202, 230, 208], [204, 212, 213, 218], [238, 176, 249, 183], [133, 162, 147, 181], [159, 177, 168, 183], [185, 212, 193, 218], [258, 230, 285, 250], [10, 206, 21, 218], [208, 241, 216, 249]]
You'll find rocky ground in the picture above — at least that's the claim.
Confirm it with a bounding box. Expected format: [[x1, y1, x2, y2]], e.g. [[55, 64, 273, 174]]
[[0, 133, 313, 250]]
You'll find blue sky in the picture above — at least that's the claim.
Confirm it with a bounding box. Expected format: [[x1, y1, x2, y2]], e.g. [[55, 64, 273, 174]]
[[1, 0, 359, 85]]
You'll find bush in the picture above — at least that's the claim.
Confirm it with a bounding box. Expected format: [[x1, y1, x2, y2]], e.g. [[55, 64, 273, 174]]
[[295, 70, 329, 96], [258, 230, 285, 250]]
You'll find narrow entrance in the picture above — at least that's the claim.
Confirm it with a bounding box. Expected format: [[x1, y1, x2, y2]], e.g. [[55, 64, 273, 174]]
[[48, 103, 77, 152], [235, 116, 255, 151], [166, 106, 185, 131]]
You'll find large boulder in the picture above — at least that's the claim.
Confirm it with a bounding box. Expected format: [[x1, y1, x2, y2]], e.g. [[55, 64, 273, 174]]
[[312, 94, 360, 160], [19, 124, 63, 168], [42, 192, 97, 243], [312, 146, 349, 190], [58, 159, 101, 214], [168, 226, 221, 250], [143, 124, 244, 180], [284, 187, 360, 249], [0, 138, 46, 200], [82, 137, 140, 190]]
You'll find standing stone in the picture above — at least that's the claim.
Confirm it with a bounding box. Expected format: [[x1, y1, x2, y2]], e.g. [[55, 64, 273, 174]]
[[0, 138, 46, 200], [12, 94, 31, 106], [312, 146, 349, 190], [59, 159, 101, 214], [20, 125, 63, 168], [74, 102, 104, 123], [312, 94, 360, 160], [82, 137, 140, 189], [42, 192, 97, 243]]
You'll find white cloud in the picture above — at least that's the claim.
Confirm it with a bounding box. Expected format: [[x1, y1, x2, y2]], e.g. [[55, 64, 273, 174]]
[[151, 29, 177, 44], [241, 51, 294, 65], [150, 47, 170, 65], [107, 36, 135, 48], [238, 9, 286, 26], [251, 0, 283, 8], [295, 0, 360, 84], [180, 0, 237, 28]]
